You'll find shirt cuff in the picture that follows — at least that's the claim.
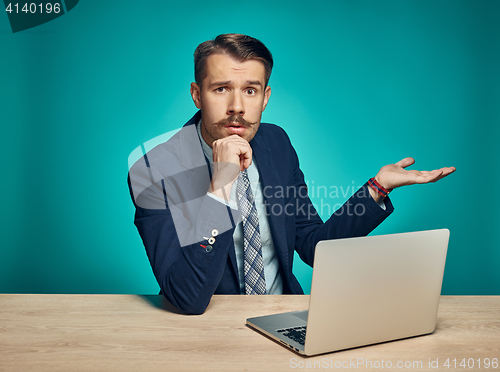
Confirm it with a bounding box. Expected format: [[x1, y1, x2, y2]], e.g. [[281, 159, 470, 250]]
[[207, 191, 238, 210], [376, 197, 387, 210]]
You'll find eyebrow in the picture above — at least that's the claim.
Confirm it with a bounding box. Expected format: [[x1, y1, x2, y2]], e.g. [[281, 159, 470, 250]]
[[209, 80, 231, 88], [208, 80, 263, 88], [246, 80, 263, 87]]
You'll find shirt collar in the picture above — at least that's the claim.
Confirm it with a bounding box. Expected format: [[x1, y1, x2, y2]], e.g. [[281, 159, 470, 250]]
[[196, 119, 214, 164]]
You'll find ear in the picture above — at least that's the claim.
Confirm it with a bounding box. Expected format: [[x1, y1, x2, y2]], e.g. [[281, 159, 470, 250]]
[[262, 85, 271, 112], [190, 82, 202, 109]]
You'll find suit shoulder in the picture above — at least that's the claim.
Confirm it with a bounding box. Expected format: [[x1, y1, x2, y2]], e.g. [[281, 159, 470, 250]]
[[256, 122, 291, 143], [258, 122, 287, 134]]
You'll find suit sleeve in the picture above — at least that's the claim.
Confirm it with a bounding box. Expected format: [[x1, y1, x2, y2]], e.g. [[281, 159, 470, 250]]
[[128, 159, 240, 315]]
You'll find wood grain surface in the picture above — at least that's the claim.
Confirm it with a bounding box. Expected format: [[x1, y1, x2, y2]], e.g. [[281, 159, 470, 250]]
[[0, 295, 499, 371]]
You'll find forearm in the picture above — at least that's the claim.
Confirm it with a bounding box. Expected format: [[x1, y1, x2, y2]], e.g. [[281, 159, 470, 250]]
[[159, 228, 235, 315], [134, 190, 239, 314]]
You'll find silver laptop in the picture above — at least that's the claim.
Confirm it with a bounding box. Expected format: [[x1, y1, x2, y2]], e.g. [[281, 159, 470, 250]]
[[246, 229, 450, 356]]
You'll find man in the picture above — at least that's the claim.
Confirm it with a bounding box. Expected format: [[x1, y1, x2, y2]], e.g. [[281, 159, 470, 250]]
[[128, 34, 455, 315]]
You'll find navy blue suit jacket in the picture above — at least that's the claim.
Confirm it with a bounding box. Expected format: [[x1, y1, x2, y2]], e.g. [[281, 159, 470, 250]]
[[128, 111, 393, 314]]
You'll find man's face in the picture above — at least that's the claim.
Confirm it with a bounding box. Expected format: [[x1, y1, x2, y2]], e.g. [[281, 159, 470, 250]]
[[190, 53, 271, 146]]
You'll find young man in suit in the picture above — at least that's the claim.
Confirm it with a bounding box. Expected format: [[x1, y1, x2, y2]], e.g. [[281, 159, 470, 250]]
[[128, 34, 455, 314]]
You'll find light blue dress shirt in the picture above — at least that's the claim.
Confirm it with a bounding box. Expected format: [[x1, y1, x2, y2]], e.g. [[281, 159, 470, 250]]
[[196, 122, 283, 294]]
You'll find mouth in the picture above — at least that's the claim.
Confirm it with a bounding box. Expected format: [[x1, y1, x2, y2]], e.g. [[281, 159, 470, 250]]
[[224, 123, 247, 135], [225, 122, 244, 128]]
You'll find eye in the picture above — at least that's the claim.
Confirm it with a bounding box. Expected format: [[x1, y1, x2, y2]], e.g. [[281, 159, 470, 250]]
[[215, 87, 227, 93], [246, 88, 257, 95]]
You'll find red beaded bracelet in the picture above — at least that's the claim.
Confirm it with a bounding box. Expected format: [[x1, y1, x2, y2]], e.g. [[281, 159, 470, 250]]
[[368, 177, 392, 198]]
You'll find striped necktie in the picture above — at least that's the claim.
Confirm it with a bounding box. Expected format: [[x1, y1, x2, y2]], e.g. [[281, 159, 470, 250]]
[[237, 169, 266, 295]]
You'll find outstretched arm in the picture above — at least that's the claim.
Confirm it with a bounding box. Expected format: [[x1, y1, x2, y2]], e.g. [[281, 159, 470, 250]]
[[368, 157, 456, 202]]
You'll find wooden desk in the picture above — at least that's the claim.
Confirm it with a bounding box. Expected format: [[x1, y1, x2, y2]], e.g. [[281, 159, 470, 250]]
[[0, 295, 499, 371]]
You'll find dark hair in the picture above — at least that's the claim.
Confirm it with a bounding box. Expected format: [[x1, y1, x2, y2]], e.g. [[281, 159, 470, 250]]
[[194, 34, 273, 87]]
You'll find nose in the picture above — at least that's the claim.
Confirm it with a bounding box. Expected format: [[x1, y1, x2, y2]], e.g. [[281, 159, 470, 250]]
[[227, 91, 245, 116]]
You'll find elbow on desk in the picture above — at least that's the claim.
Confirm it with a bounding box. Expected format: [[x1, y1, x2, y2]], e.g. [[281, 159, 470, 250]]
[[179, 300, 209, 315], [161, 285, 211, 315], [165, 295, 209, 315]]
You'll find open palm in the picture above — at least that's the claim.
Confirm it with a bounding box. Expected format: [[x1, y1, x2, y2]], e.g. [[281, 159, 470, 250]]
[[376, 157, 456, 190]]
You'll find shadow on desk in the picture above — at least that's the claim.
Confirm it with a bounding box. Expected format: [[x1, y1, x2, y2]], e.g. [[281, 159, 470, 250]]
[[138, 295, 185, 314]]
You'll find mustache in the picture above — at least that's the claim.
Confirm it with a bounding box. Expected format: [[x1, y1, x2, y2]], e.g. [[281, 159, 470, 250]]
[[215, 115, 257, 127]]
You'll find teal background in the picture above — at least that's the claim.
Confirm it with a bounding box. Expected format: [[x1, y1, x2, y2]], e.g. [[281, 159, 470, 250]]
[[1, 1, 498, 295]]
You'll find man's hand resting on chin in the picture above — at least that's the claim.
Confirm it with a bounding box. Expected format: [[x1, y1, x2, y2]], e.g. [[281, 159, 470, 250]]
[[209, 135, 253, 201]]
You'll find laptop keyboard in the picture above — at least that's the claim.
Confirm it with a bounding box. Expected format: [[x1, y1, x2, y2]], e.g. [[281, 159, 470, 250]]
[[277, 326, 307, 345]]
